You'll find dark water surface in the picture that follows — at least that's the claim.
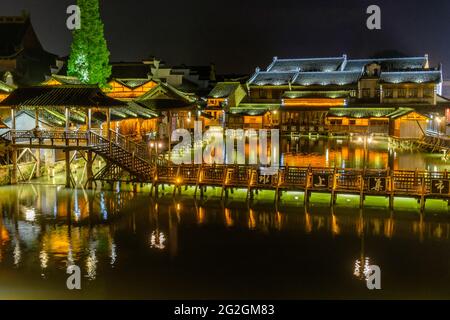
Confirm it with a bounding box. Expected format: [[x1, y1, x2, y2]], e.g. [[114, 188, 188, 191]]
[[1, 184, 450, 299]]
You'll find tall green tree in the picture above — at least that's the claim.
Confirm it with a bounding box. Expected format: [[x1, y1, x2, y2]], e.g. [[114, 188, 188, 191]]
[[67, 0, 111, 87]]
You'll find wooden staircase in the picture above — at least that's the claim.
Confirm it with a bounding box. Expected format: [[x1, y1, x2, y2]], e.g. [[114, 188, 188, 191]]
[[88, 131, 154, 182]]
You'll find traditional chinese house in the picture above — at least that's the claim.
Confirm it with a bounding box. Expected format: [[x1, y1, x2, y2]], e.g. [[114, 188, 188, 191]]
[[205, 82, 246, 128], [208, 54, 449, 139], [0, 13, 57, 85], [135, 82, 199, 138]]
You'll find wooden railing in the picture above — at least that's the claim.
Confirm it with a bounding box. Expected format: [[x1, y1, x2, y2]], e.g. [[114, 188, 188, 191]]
[[88, 131, 153, 181], [0, 129, 90, 146], [151, 164, 450, 208]]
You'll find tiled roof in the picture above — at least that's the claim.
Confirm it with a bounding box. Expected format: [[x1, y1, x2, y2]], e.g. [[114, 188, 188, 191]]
[[0, 85, 127, 108], [267, 56, 345, 72], [380, 70, 442, 84], [293, 71, 362, 86], [328, 108, 396, 118], [48, 75, 82, 85], [137, 82, 196, 103], [249, 71, 297, 86], [0, 80, 15, 93], [344, 57, 427, 72], [115, 79, 153, 89], [283, 91, 349, 99], [208, 82, 240, 98]]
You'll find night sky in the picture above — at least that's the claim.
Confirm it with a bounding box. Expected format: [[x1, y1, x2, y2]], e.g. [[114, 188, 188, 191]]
[[3, 0, 450, 75]]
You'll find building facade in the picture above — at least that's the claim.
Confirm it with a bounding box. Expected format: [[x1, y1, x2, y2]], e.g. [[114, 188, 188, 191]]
[[208, 54, 449, 139]]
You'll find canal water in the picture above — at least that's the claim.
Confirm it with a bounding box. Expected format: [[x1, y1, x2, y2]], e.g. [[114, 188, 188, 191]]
[[0, 184, 450, 299], [0, 137, 449, 299]]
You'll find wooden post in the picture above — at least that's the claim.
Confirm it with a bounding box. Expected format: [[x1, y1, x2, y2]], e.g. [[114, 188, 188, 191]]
[[168, 111, 172, 158], [34, 108, 40, 178], [87, 150, 93, 189], [87, 108, 92, 145], [65, 107, 70, 131], [10, 108, 17, 185], [106, 108, 111, 140], [420, 177, 426, 212], [87, 108, 92, 131]]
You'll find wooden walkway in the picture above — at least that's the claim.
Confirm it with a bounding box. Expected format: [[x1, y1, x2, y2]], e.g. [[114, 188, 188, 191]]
[[2, 129, 450, 210], [151, 164, 450, 210]]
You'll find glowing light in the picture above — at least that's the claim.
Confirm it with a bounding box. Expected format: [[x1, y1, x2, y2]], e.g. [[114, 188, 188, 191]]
[[150, 230, 166, 250], [24, 207, 36, 222], [354, 257, 372, 281], [86, 242, 98, 280]]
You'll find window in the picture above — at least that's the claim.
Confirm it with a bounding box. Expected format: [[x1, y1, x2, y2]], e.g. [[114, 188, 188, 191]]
[[384, 89, 393, 98], [408, 88, 418, 98], [362, 88, 371, 98], [398, 88, 407, 98], [424, 88, 434, 98], [259, 89, 267, 99], [349, 119, 356, 125], [330, 119, 343, 125]]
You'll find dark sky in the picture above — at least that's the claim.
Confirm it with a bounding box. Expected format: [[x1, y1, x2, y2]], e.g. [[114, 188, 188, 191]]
[[3, 0, 450, 76]]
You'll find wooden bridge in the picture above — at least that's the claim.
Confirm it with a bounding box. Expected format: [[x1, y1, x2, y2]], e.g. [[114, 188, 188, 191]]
[[150, 164, 450, 210], [0, 128, 156, 188], [1, 128, 450, 210]]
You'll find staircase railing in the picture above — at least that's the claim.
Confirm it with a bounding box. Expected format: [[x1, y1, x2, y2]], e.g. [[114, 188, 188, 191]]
[[88, 131, 154, 181]]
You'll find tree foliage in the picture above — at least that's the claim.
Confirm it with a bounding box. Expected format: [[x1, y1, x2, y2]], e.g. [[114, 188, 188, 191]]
[[67, 0, 111, 87]]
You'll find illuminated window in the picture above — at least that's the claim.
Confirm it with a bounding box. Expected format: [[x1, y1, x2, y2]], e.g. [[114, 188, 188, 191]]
[[424, 88, 434, 98], [408, 88, 418, 98], [384, 89, 393, 98], [362, 88, 370, 98]]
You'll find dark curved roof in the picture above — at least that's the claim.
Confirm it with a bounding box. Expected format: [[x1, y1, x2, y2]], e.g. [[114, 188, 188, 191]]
[[0, 85, 127, 108]]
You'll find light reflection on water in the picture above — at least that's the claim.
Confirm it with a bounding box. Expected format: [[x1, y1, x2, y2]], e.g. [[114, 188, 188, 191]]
[[0, 184, 450, 299], [281, 137, 450, 170]]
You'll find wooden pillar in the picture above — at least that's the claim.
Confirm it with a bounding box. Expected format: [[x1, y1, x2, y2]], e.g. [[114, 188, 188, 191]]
[[87, 150, 93, 190], [168, 111, 172, 156], [11, 108, 16, 131], [65, 107, 70, 131], [34, 108, 40, 178], [10, 108, 17, 185], [106, 108, 111, 141], [87, 108, 92, 131]]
